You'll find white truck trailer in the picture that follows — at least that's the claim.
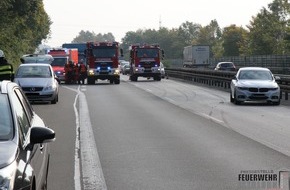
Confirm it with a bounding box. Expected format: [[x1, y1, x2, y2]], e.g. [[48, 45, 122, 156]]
[[183, 45, 210, 68]]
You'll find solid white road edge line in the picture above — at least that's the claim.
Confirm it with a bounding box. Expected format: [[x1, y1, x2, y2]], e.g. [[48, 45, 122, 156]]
[[64, 86, 107, 190], [73, 89, 81, 190], [78, 87, 107, 190]]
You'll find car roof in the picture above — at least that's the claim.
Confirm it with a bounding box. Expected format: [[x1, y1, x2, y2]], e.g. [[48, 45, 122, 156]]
[[0, 81, 9, 94], [217, 62, 233, 64], [21, 54, 54, 63], [239, 67, 270, 71], [22, 53, 53, 58], [0, 80, 17, 94], [18, 63, 52, 67]]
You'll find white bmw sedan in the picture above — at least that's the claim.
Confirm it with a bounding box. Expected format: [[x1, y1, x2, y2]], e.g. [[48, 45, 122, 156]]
[[230, 67, 281, 105]]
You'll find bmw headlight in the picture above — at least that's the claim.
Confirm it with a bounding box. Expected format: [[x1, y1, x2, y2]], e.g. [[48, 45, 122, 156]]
[[0, 162, 16, 190]]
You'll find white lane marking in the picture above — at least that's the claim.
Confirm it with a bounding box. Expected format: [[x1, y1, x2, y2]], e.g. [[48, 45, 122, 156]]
[[63, 86, 82, 190], [199, 113, 224, 123], [73, 87, 82, 190], [78, 88, 107, 190], [163, 97, 175, 103], [64, 86, 107, 190], [80, 85, 87, 92], [146, 88, 152, 92]]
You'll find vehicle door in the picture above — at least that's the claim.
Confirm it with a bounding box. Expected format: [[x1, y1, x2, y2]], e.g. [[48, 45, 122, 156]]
[[11, 87, 48, 189]]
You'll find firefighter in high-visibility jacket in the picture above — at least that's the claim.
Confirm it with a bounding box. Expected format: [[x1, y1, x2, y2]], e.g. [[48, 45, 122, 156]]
[[78, 60, 87, 84], [0, 50, 14, 81]]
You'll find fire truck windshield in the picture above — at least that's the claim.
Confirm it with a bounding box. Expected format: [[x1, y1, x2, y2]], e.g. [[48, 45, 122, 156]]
[[51, 57, 67, 66], [137, 49, 158, 58], [92, 48, 116, 58]]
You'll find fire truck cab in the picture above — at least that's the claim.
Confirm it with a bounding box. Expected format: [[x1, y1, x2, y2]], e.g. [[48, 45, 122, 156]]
[[85, 41, 123, 84], [47, 48, 78, 82], [129, 44, 164, 81]]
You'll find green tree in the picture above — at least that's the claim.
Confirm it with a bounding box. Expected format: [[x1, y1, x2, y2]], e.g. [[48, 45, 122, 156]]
[[196, 20, 222, 58], [0, 0, 51, 66], [222, 25, 248, 56], [72, 30, 115, 43], [245, 0, 290, 55], [177, 21, 201, 45]]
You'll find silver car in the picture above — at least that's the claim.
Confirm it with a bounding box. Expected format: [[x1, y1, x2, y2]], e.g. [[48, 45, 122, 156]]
[[230, 67, 280, 105], [14, 63, 59, 104], [160, 62, 168, 79], [0, 80, 55, 190]]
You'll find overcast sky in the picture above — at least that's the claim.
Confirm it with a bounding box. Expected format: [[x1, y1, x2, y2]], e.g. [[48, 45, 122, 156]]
[[42, 0, 274, 47]]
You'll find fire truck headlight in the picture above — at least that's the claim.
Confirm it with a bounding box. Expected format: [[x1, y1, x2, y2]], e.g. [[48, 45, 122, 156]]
[[89, 69, 94, 75], [114, 69, 120, 75]]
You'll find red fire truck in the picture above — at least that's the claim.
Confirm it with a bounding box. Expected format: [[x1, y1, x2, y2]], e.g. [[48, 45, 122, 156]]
[[85, 41, 123, 84], [129, 44, 164, 81], [47, 48, 78, 82]]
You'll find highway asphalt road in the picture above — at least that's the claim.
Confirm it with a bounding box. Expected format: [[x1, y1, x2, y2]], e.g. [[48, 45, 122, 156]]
[[33, 76, 290, 190]]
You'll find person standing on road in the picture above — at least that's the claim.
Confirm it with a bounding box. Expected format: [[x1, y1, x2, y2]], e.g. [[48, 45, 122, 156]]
[[78, 59, 87, 84], [0, 50, 14, 81]]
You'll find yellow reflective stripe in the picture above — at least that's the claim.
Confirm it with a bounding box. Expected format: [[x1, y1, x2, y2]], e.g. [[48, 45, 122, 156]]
[[0, 65, 13, 75], [0, 65, 12, 71]]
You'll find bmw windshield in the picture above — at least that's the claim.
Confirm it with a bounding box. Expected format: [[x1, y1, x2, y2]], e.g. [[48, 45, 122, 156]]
[[0, 95, 13, 141], [238, 70, 273, 80]]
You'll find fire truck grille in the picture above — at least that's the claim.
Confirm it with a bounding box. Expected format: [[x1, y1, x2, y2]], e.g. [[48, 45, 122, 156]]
[[140, 62, 156, 68]]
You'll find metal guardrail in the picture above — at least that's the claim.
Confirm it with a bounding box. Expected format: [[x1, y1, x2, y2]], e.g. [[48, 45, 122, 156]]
[[166, 68, 290, 101]]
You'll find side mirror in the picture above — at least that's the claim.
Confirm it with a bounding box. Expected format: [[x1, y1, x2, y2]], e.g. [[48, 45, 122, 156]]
[[30, 127, 55, 144], [274, 76, 281, 84]]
